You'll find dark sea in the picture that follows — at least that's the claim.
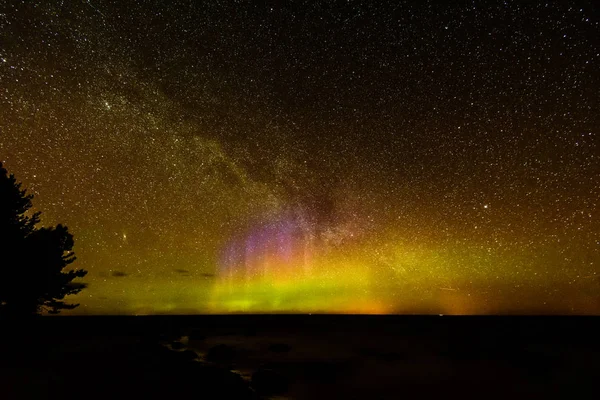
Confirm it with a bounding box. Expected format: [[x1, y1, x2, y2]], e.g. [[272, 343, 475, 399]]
[[3, 315, 599, 399]]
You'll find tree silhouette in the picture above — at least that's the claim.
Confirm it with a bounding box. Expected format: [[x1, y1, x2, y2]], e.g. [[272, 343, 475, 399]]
[[0, 162, 87, 316]]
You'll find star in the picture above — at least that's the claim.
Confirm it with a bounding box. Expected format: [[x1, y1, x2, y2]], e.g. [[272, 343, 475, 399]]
[[0, 1, 597, 315]]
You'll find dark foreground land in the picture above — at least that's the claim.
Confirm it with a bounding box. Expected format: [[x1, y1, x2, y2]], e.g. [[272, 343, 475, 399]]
[[0, 315, 598, 399]]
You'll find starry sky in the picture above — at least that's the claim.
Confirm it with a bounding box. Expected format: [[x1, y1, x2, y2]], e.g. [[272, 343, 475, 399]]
[[1, 1, 598, 315]]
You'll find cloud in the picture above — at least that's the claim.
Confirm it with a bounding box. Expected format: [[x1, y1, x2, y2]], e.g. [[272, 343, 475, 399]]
[[172, 269, 215, 278], [174, 269, 189, 274], [111, 270, 128, 277]]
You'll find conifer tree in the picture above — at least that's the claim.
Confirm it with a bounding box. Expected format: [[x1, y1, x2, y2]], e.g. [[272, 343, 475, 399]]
[[0, 162, 87, 315]]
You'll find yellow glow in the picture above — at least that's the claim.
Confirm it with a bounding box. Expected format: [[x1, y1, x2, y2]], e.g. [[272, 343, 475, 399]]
[[209, 250, 386, 313]]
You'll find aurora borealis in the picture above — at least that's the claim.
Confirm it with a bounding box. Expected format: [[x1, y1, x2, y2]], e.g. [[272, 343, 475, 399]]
[[1, 1, 598, 314]]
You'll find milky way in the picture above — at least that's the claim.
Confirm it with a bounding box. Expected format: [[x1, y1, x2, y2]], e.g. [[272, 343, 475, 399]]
[[1, 1, 598, 314]]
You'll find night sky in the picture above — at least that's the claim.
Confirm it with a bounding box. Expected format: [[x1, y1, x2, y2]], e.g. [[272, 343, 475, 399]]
[[1, 1, 598, 314]]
